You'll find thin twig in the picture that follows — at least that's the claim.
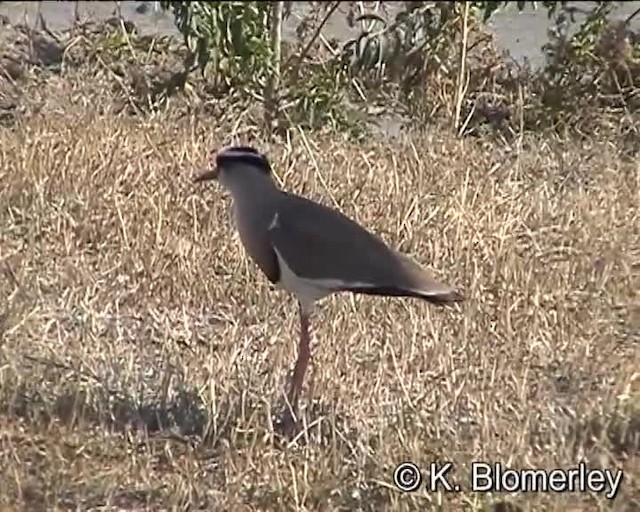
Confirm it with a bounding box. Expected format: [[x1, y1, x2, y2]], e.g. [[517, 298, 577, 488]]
[[454, 3, 470, 133], [295, 126, 339, 209], [73, 0, 81, 27], [625, 6, 640, 25], [265, 1, 284, 133], [282, 1, 341, 73], [37, 11, 62, 44], [94, 54, 144, 116]]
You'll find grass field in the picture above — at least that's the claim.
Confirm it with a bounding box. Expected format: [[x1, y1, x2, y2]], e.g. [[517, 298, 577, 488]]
[[1, 22, 639, 512]]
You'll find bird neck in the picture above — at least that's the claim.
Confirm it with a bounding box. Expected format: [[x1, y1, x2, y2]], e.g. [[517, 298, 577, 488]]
[[221, 165, 280, 208]]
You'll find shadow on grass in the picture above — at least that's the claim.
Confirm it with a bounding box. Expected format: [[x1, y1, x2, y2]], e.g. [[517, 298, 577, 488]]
[[570, 403, 640, 459], [0, 356, 354, 450], [2, 378, 208, 436]]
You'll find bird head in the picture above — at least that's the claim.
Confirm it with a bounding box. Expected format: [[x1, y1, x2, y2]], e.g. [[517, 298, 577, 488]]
[[193, 145, 272, 188]]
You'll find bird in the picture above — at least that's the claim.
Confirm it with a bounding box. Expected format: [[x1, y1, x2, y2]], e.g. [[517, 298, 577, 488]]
[[194, 145, 463, 433]]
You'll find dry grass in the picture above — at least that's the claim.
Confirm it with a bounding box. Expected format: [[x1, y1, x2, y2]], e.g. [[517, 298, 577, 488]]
[[1, 59, 639, 512]]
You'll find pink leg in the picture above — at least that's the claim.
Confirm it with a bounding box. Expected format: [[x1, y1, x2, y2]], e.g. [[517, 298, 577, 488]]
[[287, 304, 311, 413]]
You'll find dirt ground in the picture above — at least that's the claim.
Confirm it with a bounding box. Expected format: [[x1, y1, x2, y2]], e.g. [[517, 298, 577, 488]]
[[0, 12, 639, 512]]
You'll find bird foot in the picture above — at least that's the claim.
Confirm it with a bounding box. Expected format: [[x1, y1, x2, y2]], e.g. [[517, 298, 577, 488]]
[[273, 408, 302, 439]]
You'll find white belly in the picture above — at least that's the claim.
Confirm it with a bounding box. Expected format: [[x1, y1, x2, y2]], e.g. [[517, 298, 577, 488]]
[[273, 247, 333, 314]]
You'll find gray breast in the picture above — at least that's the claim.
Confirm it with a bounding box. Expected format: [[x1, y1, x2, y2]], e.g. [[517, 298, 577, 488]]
[[233, 198, 281, 284]]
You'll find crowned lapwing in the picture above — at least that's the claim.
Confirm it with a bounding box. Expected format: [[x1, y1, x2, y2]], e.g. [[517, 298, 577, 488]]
[[194, 146, 463, 432]]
